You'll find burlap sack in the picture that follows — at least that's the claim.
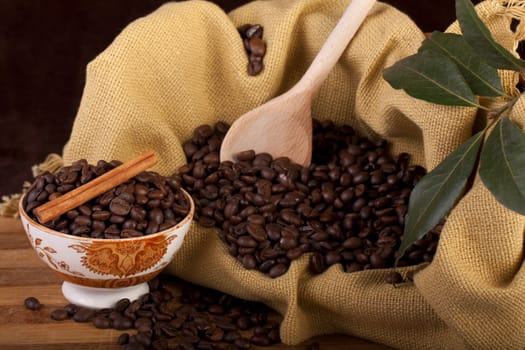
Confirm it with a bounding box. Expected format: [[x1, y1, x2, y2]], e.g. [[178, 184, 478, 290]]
[[61, 0, 525, 348]]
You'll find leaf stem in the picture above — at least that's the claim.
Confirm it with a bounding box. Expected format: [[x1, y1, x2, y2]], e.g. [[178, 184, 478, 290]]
[[486, 94, 521, 125]]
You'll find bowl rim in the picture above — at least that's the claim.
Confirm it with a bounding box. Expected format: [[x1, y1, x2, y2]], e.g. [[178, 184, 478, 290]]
[[19, 187, 195, 243]]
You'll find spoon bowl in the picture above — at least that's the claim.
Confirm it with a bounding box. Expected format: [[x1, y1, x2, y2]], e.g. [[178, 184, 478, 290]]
[[220, 0, 376, 166]]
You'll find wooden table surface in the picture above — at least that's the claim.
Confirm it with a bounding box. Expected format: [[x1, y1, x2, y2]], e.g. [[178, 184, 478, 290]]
[[0, 216, 393, 350]]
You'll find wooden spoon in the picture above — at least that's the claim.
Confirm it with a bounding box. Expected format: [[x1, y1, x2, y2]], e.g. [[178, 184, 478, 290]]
[[220, 0, 376, 166]]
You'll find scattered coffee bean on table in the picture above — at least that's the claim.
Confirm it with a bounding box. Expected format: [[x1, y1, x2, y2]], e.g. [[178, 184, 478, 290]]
[[24, 296, 42, 310], [175, 120, 443, 278], [42, 275, 289, 349], [238, 24, 266, 76], [23, 160, 191, 239]]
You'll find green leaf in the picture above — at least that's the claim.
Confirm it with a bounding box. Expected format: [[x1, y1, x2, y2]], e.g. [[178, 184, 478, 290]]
[[383, 50, 479, 107], [396, 131, 484, 263], [456, 0, 525, 72], [420, 32, 505, 97], [479, 117, 525, 214]]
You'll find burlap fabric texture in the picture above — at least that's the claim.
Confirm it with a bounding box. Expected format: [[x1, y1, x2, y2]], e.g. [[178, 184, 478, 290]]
[[61, 0, 525, 348]]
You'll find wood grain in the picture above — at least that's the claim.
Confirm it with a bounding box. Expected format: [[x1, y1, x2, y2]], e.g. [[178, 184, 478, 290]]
[[0, 217, 393, 349]]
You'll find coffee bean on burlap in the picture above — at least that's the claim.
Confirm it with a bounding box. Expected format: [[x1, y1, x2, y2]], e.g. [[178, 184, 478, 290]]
[[175, 120, 442, 279], [238, 24, 267, 76]]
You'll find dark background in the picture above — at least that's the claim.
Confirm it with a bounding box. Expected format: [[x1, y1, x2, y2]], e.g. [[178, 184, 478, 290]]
[[0, 0, 477, 196]]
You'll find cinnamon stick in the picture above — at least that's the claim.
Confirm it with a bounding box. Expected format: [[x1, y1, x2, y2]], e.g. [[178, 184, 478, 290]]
[[33, 150, 158, 224]]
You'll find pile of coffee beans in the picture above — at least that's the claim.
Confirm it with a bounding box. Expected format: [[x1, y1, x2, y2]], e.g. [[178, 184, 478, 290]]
[[175, 120, 442, 278], [38, 276, 284, 350], [23, 159, 191, 239], [238, 24, 266, 76]]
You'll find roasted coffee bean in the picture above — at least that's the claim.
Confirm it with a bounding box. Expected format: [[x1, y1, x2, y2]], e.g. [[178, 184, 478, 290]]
[[309, 252, 325, 274], [241, 254, 257, 270], [63, 303, 79, 315], [251, 334, 272, 346], [73, 307, 96, 322], [245, 24, 263, 39], [50, 308, 70, 321], [239, 24, 266, 77], [248, 37, 266, 57], [234, 337, 251, 349], [92, 316, 112, 329], [237, 236, 258, 248], [385, 272, 404, 284], [342, 237, 362, 250], [286, 246, 306, 260], [118, 333, 130, 345], [24, 296, 42, 310], [268, 263, 288, 278], [224, 330, 241, 343], [113, 316, 134, 330], [325, 251, 341, 266], [135, 332, 152, 347], [92, 210, 111, 221], [74, 215, 91, 227], [246, 223, 266, 242], [110, 198, 132, 216]]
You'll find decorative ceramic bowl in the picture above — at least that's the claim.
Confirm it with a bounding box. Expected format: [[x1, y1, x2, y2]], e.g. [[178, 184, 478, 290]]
[[19, 189, 194, 309]]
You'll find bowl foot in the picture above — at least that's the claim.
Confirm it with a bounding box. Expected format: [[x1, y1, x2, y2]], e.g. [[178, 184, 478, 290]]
[[61, 281, 149, 309]]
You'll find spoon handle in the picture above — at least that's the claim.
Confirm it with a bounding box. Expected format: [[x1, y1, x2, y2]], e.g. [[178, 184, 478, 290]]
[[296, 0, 376, 94]]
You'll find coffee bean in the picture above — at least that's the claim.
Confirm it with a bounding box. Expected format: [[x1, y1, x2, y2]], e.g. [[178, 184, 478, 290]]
[[74, 215, 91, 227], [370, 253, 387, 268], [135, 332, 152, 347], [234, 337, 251, 349], [237, 236, 258, 248], [92, 316, 112, 329], [50, 308, 69, 321], [92, 210, 111, 221], [385, 272, 404, 284], [73, 307, 96, 322], [113, 316, 134, 330], [251, 334, 272, 346], [110, 197, 132, 216], [286, 246, 306, 260], [309, 253, 325, 274], [24, 296, 42, 310], [325, 251, 341, 266], [224, 330, 241, 343], [268, 263, 288, 278], [245, 24, 263, 39], [78, 205, 92, 216], [64, 303, 79, 315], [248, 37, 266, 57], [116, 299, 131, 312], [118, 333, 130, 345]]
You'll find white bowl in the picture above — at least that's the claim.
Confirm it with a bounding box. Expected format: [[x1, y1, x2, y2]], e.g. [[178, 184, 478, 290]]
[[19, 189, 194, 309]]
